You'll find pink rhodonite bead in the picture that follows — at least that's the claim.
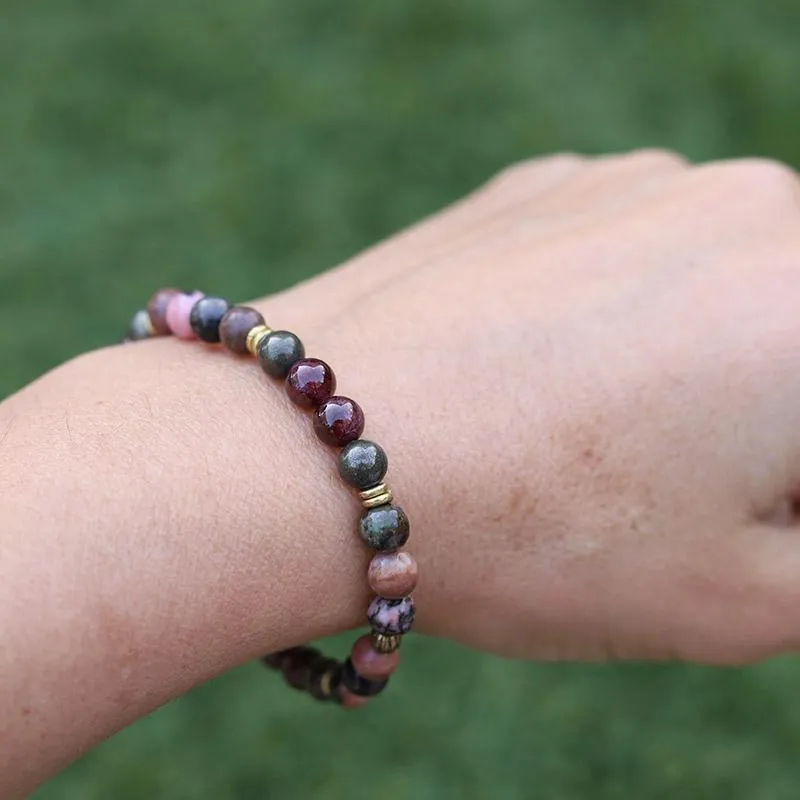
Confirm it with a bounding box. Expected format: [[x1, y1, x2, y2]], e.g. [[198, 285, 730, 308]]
[[165, 291, 204, 340], [368, 551, 418, 598], [339, 688, 371, 709], [350, 634, 400, 680]]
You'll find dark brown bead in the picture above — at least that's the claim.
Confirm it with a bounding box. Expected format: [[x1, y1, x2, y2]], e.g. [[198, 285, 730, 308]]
[[282, 647, 321, 691], [307, 659, 342, 702], [262, 652, 285, 670], [341, 658, 388, 697], [313, 396, 365, 447], [286, 359, 336, 409], [219, 306, 266, 354], [147, 287, 181, 335]]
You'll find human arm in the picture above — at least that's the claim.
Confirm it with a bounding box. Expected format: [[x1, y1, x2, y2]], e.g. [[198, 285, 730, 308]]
[[3, 150, 800, 795]]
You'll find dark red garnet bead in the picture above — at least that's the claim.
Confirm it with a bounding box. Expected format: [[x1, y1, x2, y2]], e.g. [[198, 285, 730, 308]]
[[286, 358, 336, 409], [313, 396, 365, 447]]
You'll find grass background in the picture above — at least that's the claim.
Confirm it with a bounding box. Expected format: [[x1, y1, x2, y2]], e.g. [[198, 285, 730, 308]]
[[1, 0, 798, 796]]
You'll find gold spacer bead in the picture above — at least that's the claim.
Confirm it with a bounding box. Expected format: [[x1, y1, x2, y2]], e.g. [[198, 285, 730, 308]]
[[143, 313, 156, 337], [245, 323, 273, 356], [359, 483, 393, 509], [371, 633, 402, 654], [319, 669, 336, 697]]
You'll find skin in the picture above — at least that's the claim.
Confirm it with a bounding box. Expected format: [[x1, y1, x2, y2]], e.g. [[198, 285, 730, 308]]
[[2, 150, 800, 794]]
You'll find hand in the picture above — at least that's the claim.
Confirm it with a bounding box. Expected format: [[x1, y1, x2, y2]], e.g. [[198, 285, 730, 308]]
[[258, 150, 800, 664]]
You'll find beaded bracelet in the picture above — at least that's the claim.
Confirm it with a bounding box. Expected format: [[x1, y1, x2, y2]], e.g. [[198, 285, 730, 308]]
[[125, 289, 417, 709]]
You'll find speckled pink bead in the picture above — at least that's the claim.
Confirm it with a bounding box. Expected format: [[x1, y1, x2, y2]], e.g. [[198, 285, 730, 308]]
[[368, 552, 418, 598], [165, 290, 204, 340], [350, 634, 400, 680], [339, 688, 371, 709], [368, 595, 415, 636]]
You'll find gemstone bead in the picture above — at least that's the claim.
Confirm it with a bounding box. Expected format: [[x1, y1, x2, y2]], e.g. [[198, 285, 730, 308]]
[[359, 504, 410, 551], [341, 657, 389, 697], [166, 291, 204, 340], [257, 331, 305, 378], [286, 358, 336, 409], [313, 396, 365, 446], [127, 309, 153, 341], [307, 659, 342, 702], [368, 551, 418, 598], [219, 306, 265, 354], [189, 296, 231, 343], [339, 688, 371, 709], [281, 647, 321, 691], [338, 440, 388, 489], [262, 654, 284, 670], [368, 596, 416, 636], [350, 634, 400, 680], [147, 287, 181, 335]]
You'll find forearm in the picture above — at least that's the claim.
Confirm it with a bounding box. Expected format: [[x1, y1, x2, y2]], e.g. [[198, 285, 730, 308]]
[[0, 334, 372, 796]]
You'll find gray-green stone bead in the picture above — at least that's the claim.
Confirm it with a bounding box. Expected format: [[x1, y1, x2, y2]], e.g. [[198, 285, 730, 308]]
[[359, 505, 410, 552], [257, 331, 305, 378], [338, 440, 389, 490], [127, 310, 153, 341]]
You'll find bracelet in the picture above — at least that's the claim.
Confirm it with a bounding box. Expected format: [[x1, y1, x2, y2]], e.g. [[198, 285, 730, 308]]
[[125, 289, 417, 709]]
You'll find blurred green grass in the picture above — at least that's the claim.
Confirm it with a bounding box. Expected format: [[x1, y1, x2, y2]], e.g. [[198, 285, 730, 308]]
[[1, 0, 798, 796]]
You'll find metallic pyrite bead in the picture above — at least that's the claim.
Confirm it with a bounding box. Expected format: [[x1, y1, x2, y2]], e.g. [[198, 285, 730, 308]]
[[257, 330, 305, 378], [338, 440, 389, 490]]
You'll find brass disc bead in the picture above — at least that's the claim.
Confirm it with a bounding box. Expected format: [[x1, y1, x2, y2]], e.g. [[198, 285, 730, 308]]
[[245, 323, 273, 356], [371, 633, 402, 654], [359, 483, 393, 509]]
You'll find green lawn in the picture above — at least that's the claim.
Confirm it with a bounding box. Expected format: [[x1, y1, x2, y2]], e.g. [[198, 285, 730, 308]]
[[2, 1, 798, 796]]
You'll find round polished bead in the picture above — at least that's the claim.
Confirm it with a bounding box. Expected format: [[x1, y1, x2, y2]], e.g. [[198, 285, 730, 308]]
[[262, 652, 286, 670], [338, 440, 388, 490], [282, 647, 321, 691], [257, 330, 305, 378], [286, 358, 336, 409], [368, 596, 416, 636], [341, 657, 389, 697], [350, 634, 400, 680], [307, 659, 342, 702], [339, 688, 371, 709], [368, 551, 418, 598], [189, 296, 231, 343], [219, 306, 265, 354], [359, 504, 410, 551], [166, 290, 204, 340], [313, 396, 365, 447], [147, 287, 181, 335], [127, 309, 154, 341]]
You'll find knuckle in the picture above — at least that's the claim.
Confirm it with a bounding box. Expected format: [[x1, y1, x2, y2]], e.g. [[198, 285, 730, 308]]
[[485, 152, 584, 192], [622, 147, 690, 170], [693, 157, 798, 204]]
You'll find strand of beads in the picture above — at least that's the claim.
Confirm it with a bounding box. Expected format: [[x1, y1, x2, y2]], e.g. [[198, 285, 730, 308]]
[[126, 289, 418, 708]]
